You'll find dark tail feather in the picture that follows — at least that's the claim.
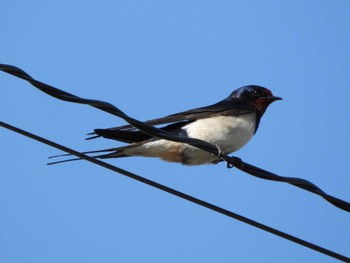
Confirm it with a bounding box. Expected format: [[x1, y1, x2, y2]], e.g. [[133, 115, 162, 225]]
[[86, 134, 101, 140], [48, 147, 117, 159], [47, 147, 128, 165], [47, 157, 84, 165]]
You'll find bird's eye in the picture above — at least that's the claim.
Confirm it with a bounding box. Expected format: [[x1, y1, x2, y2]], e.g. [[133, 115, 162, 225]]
[[251, 89, 259, 96]]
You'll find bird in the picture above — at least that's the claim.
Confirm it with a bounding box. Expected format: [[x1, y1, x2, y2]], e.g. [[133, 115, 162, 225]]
[[49, 85, 281, 165]]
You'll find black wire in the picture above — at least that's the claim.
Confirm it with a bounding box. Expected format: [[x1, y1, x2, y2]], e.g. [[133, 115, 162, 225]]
[[1, 121, 349, 263], [1, 63, 349, 213]]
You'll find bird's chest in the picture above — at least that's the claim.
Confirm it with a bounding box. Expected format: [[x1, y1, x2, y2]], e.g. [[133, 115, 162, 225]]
[[183, 113, 257, 153]]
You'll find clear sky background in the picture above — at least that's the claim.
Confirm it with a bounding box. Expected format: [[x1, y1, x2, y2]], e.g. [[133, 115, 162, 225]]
[[1, 1, 350, 262]]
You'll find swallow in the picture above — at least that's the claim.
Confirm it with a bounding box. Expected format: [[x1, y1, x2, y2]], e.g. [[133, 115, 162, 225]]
[[49, 85, 281, 165]]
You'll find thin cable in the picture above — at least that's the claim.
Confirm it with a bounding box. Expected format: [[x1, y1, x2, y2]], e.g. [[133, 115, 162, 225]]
[[1, 121, 349, 263], [1, 63, 349, 213]]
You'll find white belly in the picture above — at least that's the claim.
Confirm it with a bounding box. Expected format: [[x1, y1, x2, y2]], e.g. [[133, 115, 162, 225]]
[[181, 113, 256, 164]]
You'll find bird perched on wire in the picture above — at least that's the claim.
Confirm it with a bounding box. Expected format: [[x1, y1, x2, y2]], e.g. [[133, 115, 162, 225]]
[[49, 85, 281, 165]]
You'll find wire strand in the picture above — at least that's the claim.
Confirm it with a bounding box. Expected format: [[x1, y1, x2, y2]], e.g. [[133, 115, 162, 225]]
[[1, 63, 349, 213], [1, 121, 349, 263]]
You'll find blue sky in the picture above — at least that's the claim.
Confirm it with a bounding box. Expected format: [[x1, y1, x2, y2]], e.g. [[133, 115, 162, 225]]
[[1, 1, 350, 262]]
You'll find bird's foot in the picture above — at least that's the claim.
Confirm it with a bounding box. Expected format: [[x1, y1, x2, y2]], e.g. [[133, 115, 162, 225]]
[[213, 145, 243, 169], [226, 156, 243, 169], [215, 144, 225, 162]]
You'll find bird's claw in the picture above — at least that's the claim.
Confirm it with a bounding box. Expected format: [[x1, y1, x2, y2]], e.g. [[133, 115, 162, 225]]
[[226, 156, 243, 169], [213, 144, 243, 169], [215, 144, 225, 162]]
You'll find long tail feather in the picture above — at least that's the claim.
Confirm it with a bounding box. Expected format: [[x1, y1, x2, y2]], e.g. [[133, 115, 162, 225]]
[[47, 147, 127, 165], [48, 147, 118, 159], [85, 134, 101, 140], [47, 157, 83, 165]]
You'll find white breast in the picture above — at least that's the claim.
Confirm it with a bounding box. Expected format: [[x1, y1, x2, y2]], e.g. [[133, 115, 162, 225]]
[[182, 113, 257, 164]]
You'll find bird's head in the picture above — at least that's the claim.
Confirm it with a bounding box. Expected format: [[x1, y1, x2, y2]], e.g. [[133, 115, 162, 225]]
[[229, 85, 282, 116]]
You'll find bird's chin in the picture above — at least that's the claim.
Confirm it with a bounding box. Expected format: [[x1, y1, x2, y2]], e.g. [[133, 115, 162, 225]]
[[256, 96, 282, 115]]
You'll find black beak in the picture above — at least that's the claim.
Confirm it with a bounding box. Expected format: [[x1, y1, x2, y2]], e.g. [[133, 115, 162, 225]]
[[267, 96, 282, 101]]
